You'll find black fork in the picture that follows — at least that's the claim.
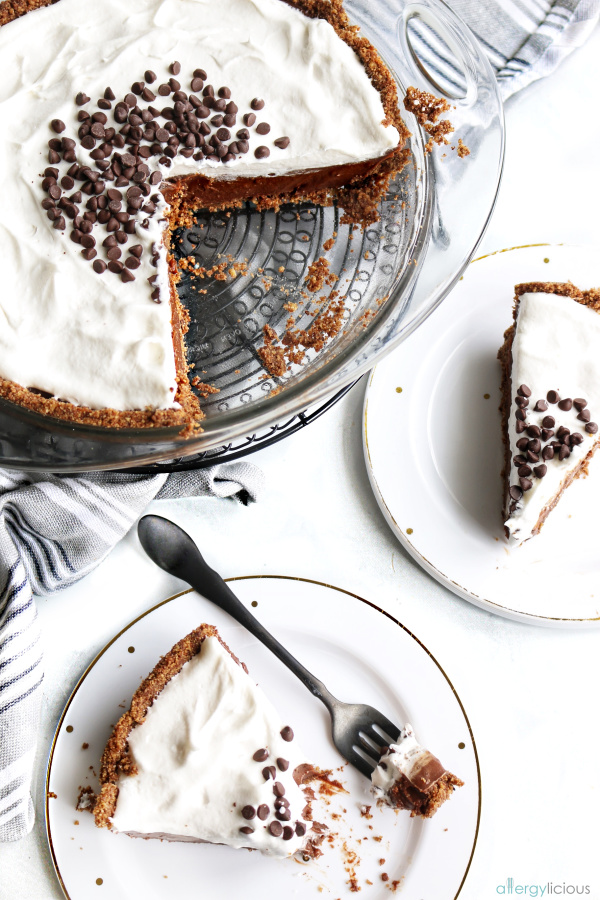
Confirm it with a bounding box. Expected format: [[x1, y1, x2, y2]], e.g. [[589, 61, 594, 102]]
[[138, 514, 400, 777]]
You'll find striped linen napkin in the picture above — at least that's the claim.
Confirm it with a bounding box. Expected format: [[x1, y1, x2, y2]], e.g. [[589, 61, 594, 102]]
[[0, 464, 263, 841], [410, 0, 599, 99]]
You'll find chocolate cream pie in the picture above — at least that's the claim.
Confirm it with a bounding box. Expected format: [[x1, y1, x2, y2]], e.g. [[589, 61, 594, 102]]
[[499, 282, 600, 543], [94, 624, 319, 856], [371, 725, 463, 818], [0, 0, 409, 434]]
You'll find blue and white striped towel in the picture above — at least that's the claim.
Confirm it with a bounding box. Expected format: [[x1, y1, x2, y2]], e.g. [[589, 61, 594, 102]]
[[0, 464, 263, 842], [411, 0, 599, 99]]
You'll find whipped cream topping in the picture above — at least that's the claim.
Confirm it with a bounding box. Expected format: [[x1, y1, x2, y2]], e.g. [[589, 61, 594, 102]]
[[111, 636, 311, 857], [505, 291, 600, 542], [371, 724, 446, 803], [0, 0, 399, 411]]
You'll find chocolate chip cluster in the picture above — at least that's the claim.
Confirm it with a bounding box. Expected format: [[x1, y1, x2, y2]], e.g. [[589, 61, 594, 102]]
[[509, 384, 598, 511], [238, 726, 306, 844], [40, 62, 291, 289]]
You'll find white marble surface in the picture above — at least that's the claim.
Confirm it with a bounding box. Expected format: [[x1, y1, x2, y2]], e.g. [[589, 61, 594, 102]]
[[2, 22, 600, 900]]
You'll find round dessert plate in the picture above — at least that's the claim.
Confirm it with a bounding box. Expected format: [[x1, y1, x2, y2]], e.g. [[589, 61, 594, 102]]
[[363, 243, 600, 628], [46, 577, 479, 900]]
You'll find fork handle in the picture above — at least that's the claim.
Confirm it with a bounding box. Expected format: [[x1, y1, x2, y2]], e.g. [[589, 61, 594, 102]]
[[177, 551, 337, 712]]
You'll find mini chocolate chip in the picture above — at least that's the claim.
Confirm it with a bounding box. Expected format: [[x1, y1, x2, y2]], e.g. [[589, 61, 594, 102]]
[[75, 92, 90, 106], [519, 477, 533, 492], [276, 808, 291, 821], [295, 822, 306, 836], [81, 247, 96, 260], [129, 244, 143, 258], [515, 409, 526, 421], [253, 749, 269, 762], [528, 439, 541, 453], [282, 826, 294, 841], [257, 804, 270, 821], [274, 136, 291, 149], [541, 416, 555, 429], [241, 805, 256, 820], [586, 422, 598, 434], [547, 390, 560, 404], [239, 826, 254, 835], [191, 77, 204, 92], [250, 98, 265, 110], [517, 465, 532, 478], [53, 216, 66, 230], [145, 70, 157, 83], [268, 821, 283, 837], [243, 112, 256, 127], [513, 455, 527, 467], [158, 84, 171, 96], [108, 260, 124, 274], [254, 146, 270, 159], [280, 726, 293, 742], [51, 119, 66, 133], [558, 398, 573, 411], [533, 465, 547, 478], [170, 61, 181, 75], [558, 444, 571, 459], [194, 68, 207, 80], [533, 399, 548, 412], [169, 77, 181, 91], [526, 451, 539, 463], [262, 766, 276, 781], [577, 409, 591, 422], [526, 426, 541, 438], [509, 485, 523, 501], [273, 782, 285, 798], [516, 437, 529, 450], [92, 259, 107, 274], [256, 122, 270, 135], [517, 384, 531, 397], [107, 247, 122, 261], [570, 432, 584, 445], [542, 445, 554, 461], [574, 398, 588, 411], [541, 428, 554, 441], [276, 758, 289, 772]]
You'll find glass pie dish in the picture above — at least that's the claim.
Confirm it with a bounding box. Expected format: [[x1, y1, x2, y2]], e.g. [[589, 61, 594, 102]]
[[0, 0, 504, 472]]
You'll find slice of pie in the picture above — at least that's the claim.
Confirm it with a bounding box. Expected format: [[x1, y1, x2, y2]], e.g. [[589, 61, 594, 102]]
[[0, 0, 409, 434], [94, 624, 317, 857], [371, 725, 463, 818], [498, 282, 600, 542]]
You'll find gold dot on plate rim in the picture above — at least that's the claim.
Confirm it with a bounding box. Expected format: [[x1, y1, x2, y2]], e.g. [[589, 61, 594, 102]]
[[543, 257, 550, 263], [251, 600, 258, 607], [96, 878, 103, 886], [458, 742, 466, 749], [395, 386, 403, 394], [127, 646, 135, 653], [66, 725, 73, 733], [483, 393, 490, 399], [406, 528, 413, 535]]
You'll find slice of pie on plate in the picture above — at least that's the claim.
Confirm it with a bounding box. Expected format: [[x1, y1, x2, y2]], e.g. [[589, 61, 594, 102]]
[[498, 282, 600, 543], [94, 624, 318, 857]]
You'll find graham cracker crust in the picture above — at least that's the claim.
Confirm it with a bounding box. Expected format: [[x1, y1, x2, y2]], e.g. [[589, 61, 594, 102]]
[[498, 282, 600, 538], [0, 0, 409, 434]]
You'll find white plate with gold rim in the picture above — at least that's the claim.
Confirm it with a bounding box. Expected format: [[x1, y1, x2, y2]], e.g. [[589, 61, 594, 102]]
[[46, 576, 479, 900], [363, 243, 600, 628]]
